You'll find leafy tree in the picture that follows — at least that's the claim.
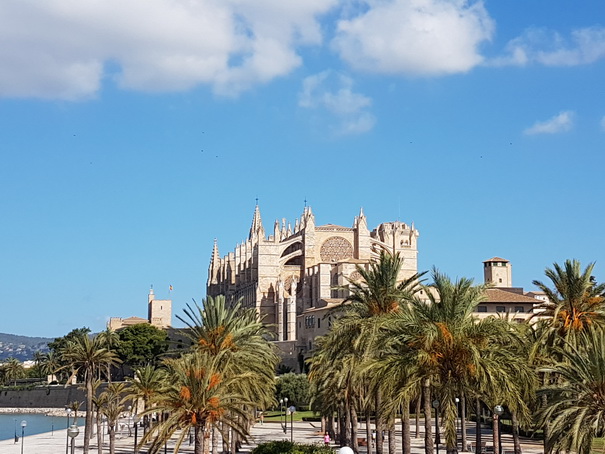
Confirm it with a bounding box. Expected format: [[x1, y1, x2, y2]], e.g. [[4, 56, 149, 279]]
[[61, 333, 120, 454], [538, 328, 605, 454], [276, 373, 310, 408], [48, 327, 91, 354], [117, 323, 168, 367], [142, 351, 254, 454]]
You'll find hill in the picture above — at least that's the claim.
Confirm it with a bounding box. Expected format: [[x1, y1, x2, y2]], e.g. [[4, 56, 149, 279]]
[[0, 333, 52, 361]]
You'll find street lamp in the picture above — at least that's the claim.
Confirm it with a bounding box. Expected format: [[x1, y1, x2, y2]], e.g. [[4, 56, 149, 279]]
[[20, 420, 26, 454], [67, 424, 79, 454], [65, 408, 72, 454], [432, 399, 440, 454], [288, 406, 296, 443], [134, 415, 140, 453], [493, 405, 504, 454], [281, 398, 288, 434], [455, 397, 460, 450]]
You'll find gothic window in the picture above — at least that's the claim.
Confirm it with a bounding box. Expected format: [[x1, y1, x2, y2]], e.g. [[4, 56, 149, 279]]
[[320, 236, 354, 262]]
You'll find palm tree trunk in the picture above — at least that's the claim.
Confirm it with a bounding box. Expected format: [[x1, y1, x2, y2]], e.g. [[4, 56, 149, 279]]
[[96, 407, 103, 454], [402, 400, 411, 454], [366, 413, 374, 454], [423, 378, 434, 454], [321, 416, 327, 433], [387, 417, 396, 454], [376, 391, 384, 454], [222, 422, 229, 453], [338, 404, 346, 446], [345, 399, 353, 447], [212, 426, 219, 454], [351, 402, 359, 453], [415, 397, 421, 438], [84, 375, 94, 454], [511, 411, 521, 454], [108, 425, 115, 454], [461, 395, 467, 452], [475, 399, 482, 454], [195, 423, 203, 454]]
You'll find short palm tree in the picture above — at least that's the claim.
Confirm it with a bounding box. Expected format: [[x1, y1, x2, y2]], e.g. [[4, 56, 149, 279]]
[[127, 364, 168, 434], [1, 357, 25, 385], [61, 334, 120, 454], [538, 328, 605, 453], [97, 382, 129, 454], [142, 351, 253, 454]]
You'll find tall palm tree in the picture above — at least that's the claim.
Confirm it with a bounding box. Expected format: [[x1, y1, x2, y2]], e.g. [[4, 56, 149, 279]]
[[532, 259, 605, 347], [142, 351, 253, 454], [61, 334, 120, 454], [97, 327, 120, 381], [374, 269, 533, 454], [310, 250, 425, 454], [127, 364, 168, 434], [98, 382, 129, 454], [538, 328, 605, 453]]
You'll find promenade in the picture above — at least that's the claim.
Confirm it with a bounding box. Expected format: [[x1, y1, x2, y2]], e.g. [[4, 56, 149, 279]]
[[0, 420, 545, 454]]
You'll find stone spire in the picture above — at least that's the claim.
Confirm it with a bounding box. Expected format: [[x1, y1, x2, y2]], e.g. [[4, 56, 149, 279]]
[[249, 203, 265, 241], [209, 239, 220, 285]]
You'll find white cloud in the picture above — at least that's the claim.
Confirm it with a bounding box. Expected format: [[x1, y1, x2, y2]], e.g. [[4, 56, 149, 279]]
[[299, 71, 376, 135], [491, 26, 605, 67], [0, 0, 336, 100], [524, 111, 575, 135], [332, 0, 494, 75]]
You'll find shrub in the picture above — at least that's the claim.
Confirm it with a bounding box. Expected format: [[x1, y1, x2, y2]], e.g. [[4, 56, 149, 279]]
[[252, 441, 333, 454]]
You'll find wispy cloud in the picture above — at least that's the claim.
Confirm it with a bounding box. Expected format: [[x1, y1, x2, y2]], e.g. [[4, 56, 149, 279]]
[[333, 0, 494, 76], [491, 26, 605, 67], [299, 70, 375, 135], [524, 111, 575, 135]]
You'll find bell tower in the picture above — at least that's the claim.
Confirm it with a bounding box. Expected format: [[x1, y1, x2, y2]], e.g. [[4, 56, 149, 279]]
[[483, 257, 512, 287]]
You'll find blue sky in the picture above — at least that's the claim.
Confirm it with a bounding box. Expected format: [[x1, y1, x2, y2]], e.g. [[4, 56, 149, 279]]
[[0, 0, 603, 338]]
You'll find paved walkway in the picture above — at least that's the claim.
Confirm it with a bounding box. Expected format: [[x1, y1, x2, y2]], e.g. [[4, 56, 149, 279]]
[[0, 420, 545, 454]]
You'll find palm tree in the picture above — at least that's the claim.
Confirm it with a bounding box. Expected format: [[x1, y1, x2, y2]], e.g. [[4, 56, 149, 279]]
[[127, 364, 168, 434], [532, 259, 605, 347], [98, 382, 129, 454], [97, 327, 120, 382], [1, 358, 25, 385], [310, 250, 425, 454], [61, 334, 120, 454], [142, 351, 253, 454], [538, 328, 605, 453], [40, 351, 61, 383], [373, 269, 533, 454]]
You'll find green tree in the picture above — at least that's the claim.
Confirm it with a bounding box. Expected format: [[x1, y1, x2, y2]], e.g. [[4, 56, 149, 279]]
[[374, 269, 533, 454], [61, 334, 120, 454], [276, 373, 310, 408], [117, 324, 168, 367], [97, 382, 129, 454], [142, 351, 253, 454], [538, 328, 605, 453], [97, 327, 120, 381], [127, 364, 168, 434], [1, 357, 25, 385]]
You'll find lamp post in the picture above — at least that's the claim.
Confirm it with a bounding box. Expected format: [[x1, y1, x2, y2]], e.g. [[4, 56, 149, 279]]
[[282, 398, 288, 434], [14, 419, 17, 443], [65, 408, 72, 454], [455, 397, 460, 450], [288, 406, 296, 443], [134, 415, 140, 453], [279, 398, 284, 432], [67, 424, 79, 454], [432, 399, 440, 454], [493, 405, 504, 454], [20, 420, 26, 454]]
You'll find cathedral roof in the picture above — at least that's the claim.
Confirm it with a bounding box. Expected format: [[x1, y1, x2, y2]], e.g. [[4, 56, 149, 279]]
[[317, 224, 353, 231]]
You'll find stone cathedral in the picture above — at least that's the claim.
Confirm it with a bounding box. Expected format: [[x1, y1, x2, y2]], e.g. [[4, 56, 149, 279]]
[[207, 205, 419, 369]]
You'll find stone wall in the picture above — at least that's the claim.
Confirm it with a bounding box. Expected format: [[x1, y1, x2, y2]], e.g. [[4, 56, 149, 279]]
[[0, 385, 91, 410]]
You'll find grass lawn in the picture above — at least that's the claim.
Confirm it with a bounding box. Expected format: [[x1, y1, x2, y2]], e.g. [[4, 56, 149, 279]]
[[261, 410, 317, 422]]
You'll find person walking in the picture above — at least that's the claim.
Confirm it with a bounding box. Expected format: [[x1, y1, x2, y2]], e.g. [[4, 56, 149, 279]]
[[324, 432, 331, 447]]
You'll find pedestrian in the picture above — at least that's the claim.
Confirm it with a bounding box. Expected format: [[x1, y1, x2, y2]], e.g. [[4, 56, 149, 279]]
[[324, 432, 331, 446]]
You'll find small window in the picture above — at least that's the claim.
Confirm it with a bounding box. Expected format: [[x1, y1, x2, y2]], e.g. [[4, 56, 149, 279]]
[[478, 306, 487, 313], [317, 318, 321, 328], [499, 278, 502, 283], [515, 306, 524, 313], [496, 306, 506, 313]]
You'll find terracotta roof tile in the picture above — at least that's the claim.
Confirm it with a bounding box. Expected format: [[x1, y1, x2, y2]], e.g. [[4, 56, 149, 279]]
[[483, 257, 509, 263], [484, 288, 538, 303]]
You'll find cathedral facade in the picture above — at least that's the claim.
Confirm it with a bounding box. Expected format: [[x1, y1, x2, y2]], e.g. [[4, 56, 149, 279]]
[[207, 205, 419, 369]]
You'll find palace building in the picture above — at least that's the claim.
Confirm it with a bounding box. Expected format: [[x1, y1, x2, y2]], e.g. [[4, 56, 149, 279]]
[[207, 204, 420, 369]]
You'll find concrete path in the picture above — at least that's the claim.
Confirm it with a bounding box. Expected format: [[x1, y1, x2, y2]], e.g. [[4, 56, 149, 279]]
[[0, 421, 546, 454]]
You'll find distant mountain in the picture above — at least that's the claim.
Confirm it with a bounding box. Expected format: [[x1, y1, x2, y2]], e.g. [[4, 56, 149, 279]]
[[0, 333, 52, 361]]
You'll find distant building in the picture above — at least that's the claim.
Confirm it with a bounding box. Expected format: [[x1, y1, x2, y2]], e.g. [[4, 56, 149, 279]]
[[477, 257, 545, 321], [108, 288, 172, 331], [207, 204, 420, 370]]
